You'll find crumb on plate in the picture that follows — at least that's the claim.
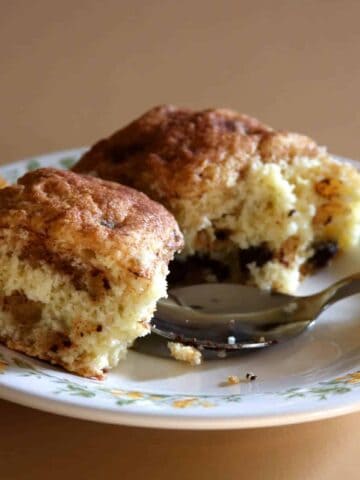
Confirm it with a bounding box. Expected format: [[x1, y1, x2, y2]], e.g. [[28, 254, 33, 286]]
[[227, 375, 241, 385], [167, 341, 202, 366]]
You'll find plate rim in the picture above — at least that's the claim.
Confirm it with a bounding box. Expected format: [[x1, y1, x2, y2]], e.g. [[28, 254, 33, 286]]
[[3, 376, 360, 430]]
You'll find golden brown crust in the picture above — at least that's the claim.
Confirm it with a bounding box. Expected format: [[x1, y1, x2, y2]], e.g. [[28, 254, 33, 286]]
[[0, 168, 183, 278], [1, 337, 105, 379], [73, 104, 319, 204]]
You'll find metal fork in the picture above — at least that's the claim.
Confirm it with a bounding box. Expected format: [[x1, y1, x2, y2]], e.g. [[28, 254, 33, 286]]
[[133, 273, 360, 356]]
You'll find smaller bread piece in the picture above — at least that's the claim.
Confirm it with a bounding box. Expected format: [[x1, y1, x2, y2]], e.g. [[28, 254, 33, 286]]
[[73, 105, 360, 293], [0, 168, 183, 378]]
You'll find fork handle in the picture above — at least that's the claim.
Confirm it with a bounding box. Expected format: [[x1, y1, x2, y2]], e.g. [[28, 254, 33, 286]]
[[323, 272, 360, 307]]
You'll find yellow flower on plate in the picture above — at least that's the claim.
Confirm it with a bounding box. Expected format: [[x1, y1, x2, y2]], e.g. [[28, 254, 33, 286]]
[[172, 398, 197, 409], [126, 391, 144, 399], [0, 359, 8, 374], [337, 372, 360, 384], [149, 395, 164, 401], [347, 373, 360, 384], [110, 389, 126, 397]]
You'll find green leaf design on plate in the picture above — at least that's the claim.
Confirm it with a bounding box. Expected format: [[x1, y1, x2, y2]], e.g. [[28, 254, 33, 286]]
[[59, 157, 76, 169], [280, 387, 305, 399], [54, 381, 96, 398], [280, 376, 358, 401], [310, 385, 351, 400], [3, 168, 19, 183], [222, 394, 243, 403], [3, 349, 360, 408], [26, 159, 41, 172], [12, 357, 46, 379], [116, 399, 138, 406], [13, 357, 38, 370]]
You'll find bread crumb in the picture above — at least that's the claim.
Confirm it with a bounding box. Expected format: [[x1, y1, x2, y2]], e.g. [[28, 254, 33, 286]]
[[227, 375, 240, 385], [168, 342, 202, 366]]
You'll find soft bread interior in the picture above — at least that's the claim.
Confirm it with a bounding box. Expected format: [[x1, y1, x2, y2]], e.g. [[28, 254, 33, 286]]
[[0, 236, 167, 378], [172, 154, 360, 292]]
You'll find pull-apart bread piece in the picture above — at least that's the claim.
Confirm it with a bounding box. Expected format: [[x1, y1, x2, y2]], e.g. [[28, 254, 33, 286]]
[[0, 168, 183, 377], [73, 105, 360, 293]]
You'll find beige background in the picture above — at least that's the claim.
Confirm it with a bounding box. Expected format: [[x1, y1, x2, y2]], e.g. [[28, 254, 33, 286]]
[[1, 1, 360, 478]]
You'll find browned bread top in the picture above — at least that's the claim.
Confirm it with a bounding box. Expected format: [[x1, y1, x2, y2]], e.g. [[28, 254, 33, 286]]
[[0, 168, 183, 278], [73, 104, 319, 204]]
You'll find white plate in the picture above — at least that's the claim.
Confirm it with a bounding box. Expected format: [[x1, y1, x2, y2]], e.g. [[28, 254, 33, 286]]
[[0, 149, 360, 430]]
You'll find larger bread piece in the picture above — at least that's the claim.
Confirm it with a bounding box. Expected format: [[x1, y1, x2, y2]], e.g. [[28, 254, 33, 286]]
[[0, 168, 183, 377], [73, 105, 360, 293]]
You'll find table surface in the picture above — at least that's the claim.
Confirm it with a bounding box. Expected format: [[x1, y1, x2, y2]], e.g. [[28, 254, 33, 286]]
[[1, 1, 360, 478]]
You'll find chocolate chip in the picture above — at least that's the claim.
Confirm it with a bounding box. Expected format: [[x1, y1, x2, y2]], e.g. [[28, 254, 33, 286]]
[[96, 325, 103, 332], [205, 258, 229, 281], [239, 244, 273, 270], [168, 255, 230, 286], [288, 209, 296, 217], [215, 229, 232, 241], [63, 339, 72, 348], [102, 277, 111, 290], [308, 241, 338, 269], [50, 345, 58, 353]]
